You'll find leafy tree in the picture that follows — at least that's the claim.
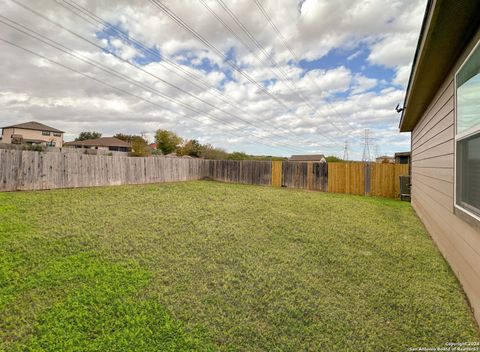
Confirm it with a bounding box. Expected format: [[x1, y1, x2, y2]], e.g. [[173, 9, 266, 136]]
[[75, 131, 102, 141], [130, 138, 149, 157], [228, 152, 251, 160], [177, 139, 202, 157], [113, 133, 135, 143], [325, 156, 343, 162], [199, 144, 228, 160], [114, 134, 149, 157], [155, 130, 183, 155]]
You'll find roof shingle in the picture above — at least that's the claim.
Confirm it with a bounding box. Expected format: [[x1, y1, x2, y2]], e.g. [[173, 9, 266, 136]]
[[1, 121, 64, 133], [63, 137, 131, 148]]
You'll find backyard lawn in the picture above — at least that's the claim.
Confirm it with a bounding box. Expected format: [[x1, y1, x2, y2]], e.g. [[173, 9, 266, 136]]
[[0, 181, 478, 351]]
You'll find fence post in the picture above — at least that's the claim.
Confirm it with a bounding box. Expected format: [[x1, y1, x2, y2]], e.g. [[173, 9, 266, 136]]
[[364, 162, 371, 196]]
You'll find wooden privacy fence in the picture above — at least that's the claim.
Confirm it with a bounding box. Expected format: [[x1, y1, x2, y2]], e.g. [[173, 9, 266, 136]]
[[282, 161, 328, 191], [0, 149, 209, 191], [327, 162, 365, 195], [327, 162, 409, 198], [0, 149, 409, 198], [207, 160, 272, 186], [370, 163, 409, 198]]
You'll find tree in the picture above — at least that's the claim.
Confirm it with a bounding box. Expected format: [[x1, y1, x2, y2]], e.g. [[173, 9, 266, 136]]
[[228, 151, 250, 160], [75, 131, 102, 141], [114, 134, 149, 157], [325, 156, 343, 162], [155, 129, 182, 155], [177, 139, 202, 157], [199, 144, 228, 160], [130, 138, 149, 157]]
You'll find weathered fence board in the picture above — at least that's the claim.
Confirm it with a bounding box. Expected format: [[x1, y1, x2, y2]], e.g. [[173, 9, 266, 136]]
[[207, 160, 271, 185], [0, 150, 209, 191], [281, 162, 327, 191]]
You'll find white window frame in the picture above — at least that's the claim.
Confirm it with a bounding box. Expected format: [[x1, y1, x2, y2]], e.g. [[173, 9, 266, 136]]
[[454, 37, 480, 222]]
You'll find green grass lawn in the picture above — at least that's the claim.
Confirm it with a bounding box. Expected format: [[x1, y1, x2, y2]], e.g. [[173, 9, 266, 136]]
[[0, 181, 478, 351]]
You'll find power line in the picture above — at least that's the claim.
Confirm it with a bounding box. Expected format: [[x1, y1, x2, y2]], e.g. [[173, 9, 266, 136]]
[[252, 0, 299, 61], [148, 0, 344, 150], [4, 3, 325, 153], [213, 0, 354, 141], [150, 0, 348, 151], [149, 0, 293, 112], [53, 0, 336, 149], [251, 0, 367, 142], [0, 32, 306, 154]]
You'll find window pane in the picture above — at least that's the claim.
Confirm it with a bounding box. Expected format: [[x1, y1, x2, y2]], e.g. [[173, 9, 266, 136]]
[[457, 43, 480, 134], [457, 134, 480, 215]]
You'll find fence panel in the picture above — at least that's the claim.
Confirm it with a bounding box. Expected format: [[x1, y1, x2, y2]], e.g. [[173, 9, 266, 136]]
[[206, 160, 271, 186], [328, 162, 365, 195], [370, 163, 409, 199], [282, 161, 307, 189]]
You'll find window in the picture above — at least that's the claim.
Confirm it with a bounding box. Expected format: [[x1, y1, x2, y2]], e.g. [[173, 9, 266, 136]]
[[53, 132, 61, 137], [42, 131, 51, 136], [456, 40, 480, 219]]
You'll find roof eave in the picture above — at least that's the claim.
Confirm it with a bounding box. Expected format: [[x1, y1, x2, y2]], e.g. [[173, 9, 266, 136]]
[[399, 0, 480, 132]]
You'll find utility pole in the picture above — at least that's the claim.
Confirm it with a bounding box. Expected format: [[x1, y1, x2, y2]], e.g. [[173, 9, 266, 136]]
[[361, 129, 371, 162], [343, 140, 349, 161]]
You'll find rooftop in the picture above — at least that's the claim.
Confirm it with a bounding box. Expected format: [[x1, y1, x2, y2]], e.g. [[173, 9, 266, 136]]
[[289, 154, 326, 162], [64, 137, 131, 148], [2, 121, 64, 133]]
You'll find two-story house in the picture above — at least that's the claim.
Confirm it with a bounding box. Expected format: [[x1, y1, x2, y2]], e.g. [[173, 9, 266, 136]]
[[1, 121, 64, 147]]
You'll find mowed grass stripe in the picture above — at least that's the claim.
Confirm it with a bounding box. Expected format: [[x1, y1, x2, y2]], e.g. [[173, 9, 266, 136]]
[[0, 181, 478, 351]]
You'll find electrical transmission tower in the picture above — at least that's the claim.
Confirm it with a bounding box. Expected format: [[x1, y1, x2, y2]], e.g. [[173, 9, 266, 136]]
[[343, 141, 349, 161], [361, 129, 372, 162]]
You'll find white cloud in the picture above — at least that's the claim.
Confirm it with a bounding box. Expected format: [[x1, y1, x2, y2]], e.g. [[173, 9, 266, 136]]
[[0, 0, 426, 158]]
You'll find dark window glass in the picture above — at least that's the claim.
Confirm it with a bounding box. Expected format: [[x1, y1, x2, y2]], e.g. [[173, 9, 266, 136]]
[[457, 134, 480, 215], [42, 131, 51, 136], [457, 43, 480, 133]]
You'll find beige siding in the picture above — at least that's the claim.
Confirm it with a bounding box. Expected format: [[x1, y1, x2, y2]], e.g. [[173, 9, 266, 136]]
[[411, 30, 480, 325], [1, 127, 63, 147]]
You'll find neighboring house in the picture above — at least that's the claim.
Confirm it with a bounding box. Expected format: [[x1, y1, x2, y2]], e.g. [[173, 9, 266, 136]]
[[63, 137, 131, 152], [289, 154, 327, 162], [375, 155, 395, 163], [394, 152, 411, 165], [399, 0, 480, 325], [1, 121, 64, 147]]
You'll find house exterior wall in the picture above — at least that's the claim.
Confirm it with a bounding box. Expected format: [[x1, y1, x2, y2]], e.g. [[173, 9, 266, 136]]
[[411, 28, 480, 325], [1, 127, 63, 147]]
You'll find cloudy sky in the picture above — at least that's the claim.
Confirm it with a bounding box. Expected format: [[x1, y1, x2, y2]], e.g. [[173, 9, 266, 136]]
[[0, 0, 426, 158]]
